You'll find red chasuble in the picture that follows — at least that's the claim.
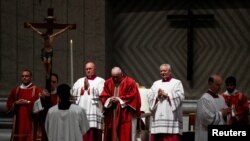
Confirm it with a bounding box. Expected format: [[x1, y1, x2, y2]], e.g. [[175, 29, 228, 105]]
[[100, 76, 141, 141], [221, 92, 249, 125], [6, 85, 42, 141], [49, 94, 59, 106]]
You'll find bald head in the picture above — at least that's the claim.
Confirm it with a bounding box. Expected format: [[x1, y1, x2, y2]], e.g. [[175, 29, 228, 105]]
[[111, 67, 123, 84], [85, 62, 95, 69], [111, 67, 122, 76], [208, 74, 222, 83], [208, 74, 222, 94]]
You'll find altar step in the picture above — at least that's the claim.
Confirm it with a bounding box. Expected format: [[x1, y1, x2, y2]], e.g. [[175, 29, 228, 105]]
[[0, 98, 12, 141], [0, 129, 12, 141]]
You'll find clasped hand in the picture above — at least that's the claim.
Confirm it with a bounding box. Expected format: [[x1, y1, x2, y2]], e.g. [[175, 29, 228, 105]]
[[221, 107, 231, 116], [158, 89, 169, 99], [110, 96, 119, 103], [40, 89, 50, 98], [15, 99, 30, 105], [84, 78, 89, 90]]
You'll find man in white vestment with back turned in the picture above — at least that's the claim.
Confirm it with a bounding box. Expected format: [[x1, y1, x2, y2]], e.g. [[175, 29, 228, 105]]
[[45, 84, 89, 141]]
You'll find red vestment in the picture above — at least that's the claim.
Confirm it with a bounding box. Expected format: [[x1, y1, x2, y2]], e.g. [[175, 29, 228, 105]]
[[83, 128, 103, 141], [151, 134, 181, 141], [6, 85, 42, 141], [100, 76, 141, 141], [49, 94, 59, 106], [221, 91, 249, 125]]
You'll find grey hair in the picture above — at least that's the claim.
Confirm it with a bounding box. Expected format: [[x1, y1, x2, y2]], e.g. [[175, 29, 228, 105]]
[[160, 64, 171, 70]]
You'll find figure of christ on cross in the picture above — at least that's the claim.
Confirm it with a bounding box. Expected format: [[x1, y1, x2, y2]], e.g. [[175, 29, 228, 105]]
[[24, 8, 76, 90], [25, 23, 73, 78]]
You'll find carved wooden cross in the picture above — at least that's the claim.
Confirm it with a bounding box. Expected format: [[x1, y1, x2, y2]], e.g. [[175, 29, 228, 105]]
[[24, 8, 76, 91], [24, 8, 76, 32], [167, 10, 214, 84]]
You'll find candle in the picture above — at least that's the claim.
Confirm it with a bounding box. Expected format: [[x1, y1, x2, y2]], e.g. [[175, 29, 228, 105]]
[[70, 39, 73, 87]]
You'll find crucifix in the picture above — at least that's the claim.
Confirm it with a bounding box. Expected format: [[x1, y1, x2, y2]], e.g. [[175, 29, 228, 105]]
[[24, 8, 76, 91], [167, 10, 214, 86]]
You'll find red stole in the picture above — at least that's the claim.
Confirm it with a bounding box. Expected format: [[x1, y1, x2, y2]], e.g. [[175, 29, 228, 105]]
[[162, 76, 172, 82], [87, 75, 96, 80], [207, 90, 218, 98]]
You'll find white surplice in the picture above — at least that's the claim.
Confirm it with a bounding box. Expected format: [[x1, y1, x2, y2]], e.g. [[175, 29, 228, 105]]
[[195, 93, 227, 141], [45, 104, 89, 141], [72, 77, 105, 129], [148, 78, 185, 135]]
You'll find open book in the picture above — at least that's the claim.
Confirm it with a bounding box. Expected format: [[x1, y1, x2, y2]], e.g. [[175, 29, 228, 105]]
[[33, 98, 44, 113]]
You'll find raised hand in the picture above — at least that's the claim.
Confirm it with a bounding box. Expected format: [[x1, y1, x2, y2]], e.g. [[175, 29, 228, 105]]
[[84, 78, 89, 90]]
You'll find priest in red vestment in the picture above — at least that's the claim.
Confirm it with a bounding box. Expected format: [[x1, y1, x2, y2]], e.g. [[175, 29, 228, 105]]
[[100, 67, 141, 141], [6, 69, 43, 141], [220, 76, 249, 125], [47, 73, 59, 106], [39, 73, 59, 141]]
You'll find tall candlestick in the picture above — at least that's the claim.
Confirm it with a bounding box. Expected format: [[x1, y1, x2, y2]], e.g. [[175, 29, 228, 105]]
[[70, 39, 73, 87]]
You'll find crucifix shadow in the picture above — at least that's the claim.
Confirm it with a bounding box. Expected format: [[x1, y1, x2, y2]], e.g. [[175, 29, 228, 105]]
[[167, 9, 216, 87]]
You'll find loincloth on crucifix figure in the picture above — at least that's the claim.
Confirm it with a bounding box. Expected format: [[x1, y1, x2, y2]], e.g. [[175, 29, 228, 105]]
[[40, 34, 54, 79], [41, 47, 53, 63]]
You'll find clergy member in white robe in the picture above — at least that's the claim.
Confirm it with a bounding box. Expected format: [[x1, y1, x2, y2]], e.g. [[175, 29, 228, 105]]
[[72, 62, 105, 141], [45, 84, 89, 141], [195, 74, 231, 141], [148, 64, 184, 141]]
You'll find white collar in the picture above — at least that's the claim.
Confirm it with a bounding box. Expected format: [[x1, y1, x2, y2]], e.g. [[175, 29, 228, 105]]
[[224, 89, 238, 95], [20, 83, 33, 89]]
